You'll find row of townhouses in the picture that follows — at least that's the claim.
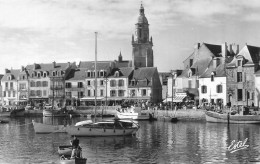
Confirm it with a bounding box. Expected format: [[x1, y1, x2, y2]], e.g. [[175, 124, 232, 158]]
[[167, 42, 260, 108], [0, 4, 162, 107]]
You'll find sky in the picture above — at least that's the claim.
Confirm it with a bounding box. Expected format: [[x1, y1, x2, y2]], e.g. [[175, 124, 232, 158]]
[[1, 0, 260, 74]]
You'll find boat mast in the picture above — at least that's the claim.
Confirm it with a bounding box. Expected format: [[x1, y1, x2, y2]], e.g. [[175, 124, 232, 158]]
[[94, 32, 97, 123]]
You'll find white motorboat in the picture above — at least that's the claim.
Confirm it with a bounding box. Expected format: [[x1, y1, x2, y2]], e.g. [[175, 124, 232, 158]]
[[32, 120, 67, 133], [66, 120, 139, 137], [115, 106, 153, 120]]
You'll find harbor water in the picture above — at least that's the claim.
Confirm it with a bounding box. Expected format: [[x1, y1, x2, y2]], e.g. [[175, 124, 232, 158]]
[[0, 117, 260, 164]]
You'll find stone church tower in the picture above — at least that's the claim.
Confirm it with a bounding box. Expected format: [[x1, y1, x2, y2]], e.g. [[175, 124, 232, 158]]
[[132, 4, 154, 68]]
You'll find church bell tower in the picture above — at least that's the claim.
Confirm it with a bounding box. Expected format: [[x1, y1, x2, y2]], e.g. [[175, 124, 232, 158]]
[[132, 3, 154, 68]]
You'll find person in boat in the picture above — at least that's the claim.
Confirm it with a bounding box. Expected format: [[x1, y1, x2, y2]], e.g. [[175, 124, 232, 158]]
[[70, 135, 81, 158]]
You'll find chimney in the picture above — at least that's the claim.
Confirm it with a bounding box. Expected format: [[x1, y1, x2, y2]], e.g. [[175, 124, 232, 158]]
[[68, 62, 70, 66], [53, 61, 56, 68], [21, 66, 25, 72], [221, 42, 227, 57], [229, 44, 233, 54], [5, 69, 10, 73], [194, 43, 200, 50], [194, 43, 200, 61], [236, 45, 239, 54]]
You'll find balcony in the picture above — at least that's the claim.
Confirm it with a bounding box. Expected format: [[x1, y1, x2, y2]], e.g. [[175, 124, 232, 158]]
[[50, 85, 64, 90]]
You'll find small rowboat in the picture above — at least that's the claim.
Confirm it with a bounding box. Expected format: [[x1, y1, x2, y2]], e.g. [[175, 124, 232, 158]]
[[58, 145, 72, 157], [60, 156, 87, 164]]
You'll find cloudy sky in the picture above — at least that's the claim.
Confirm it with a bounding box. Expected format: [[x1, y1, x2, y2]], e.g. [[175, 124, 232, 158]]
[[1, 0, 260, 74]]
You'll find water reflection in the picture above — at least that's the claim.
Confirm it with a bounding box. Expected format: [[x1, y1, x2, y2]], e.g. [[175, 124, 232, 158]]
[[0, 118, 260, 163]]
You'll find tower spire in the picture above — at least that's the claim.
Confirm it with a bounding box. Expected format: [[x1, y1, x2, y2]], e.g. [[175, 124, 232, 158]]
[[140, 2, 144, 15]]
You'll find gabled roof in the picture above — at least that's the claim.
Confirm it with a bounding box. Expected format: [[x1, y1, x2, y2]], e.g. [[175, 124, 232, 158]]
[[78, 61, 113, 70], [65, 68, 86, 81], [116, 61, 131, 68], [1, 69, 20, 81], [109, 67, 134, 78], [246, 45, 260, 64], [190, 58, 212, 77]]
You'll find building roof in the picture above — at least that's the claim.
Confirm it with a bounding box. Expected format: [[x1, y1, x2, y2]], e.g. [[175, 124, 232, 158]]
[[204, 43, 222, 57], [78, 61, 113, 70], [109, 67, 134, 78], [0, 74, 4, 81], [26, 62, 71, 73], [200, 62, 226, 78], [1, 69, 20, 81], [65, 68, 86, 81], [132, 67, 156, 80]]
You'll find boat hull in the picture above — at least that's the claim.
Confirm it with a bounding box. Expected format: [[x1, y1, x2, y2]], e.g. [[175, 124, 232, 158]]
[[66, 126, 138, 137], [43, 109, 68, 117], [60, 157, 87, 164], [58, 145, 72, 156], [116, 112, 151, 120], [205, 111, 260, 124], [32, 120, 67, 133]]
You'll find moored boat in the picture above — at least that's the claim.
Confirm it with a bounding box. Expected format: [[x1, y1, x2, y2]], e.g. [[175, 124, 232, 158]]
[[115, 106, 153, 120], [58, 145, 73, 157], [43, 109, 69, 117], [66, 120, 139, 137], [32, 120, 67, 133], [205, 111, 260, 124]]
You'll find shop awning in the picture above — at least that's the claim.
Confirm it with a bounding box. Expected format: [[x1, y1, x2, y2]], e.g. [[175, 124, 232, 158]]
[[163, 96, 186, 103], [80, 97, 105, 101]]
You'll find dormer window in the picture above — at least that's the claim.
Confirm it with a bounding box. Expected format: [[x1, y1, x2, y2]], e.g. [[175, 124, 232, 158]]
[[211, 72, 214, 82], [37, 72, 41, 78], [87, 71, 91, 77], [43, 72, 47, 78], [100, 71, 104, 77], [8, 76, 11, 80], [115, 71, 119, 77], [237, 60, 242, 67]]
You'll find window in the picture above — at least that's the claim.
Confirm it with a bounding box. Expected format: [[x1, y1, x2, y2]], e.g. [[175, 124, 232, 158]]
[[78, 82, 83, 88], [211, 73, 214, 82], [237, 89, 243, 101], [131, 80, 135, 86], [237, 60, 242, 66], [78, 92, 84, 98], [3, 91, 6, 97], [142, 89, 147, 96], [100, 80, 104, 86], [43, 72, 47, 77], [190, 59, 193, 67], [110, 80, 116, 87], [118, 80, 124, 87], [65, 83, 71, 88], [118, 90, 124, 97], [5, 82, 8, 89], [36, 81, 41, 87], [87, 71, 91, 77], [100, 71, 104, 77], [30, 90, 35, 96], [110, 90, 116, 97], [100, 90, 104, 96], [8, 91, 11, 97], [42, 81, 48, 87], [201, 85, 207, 93], [10, 82, 13, 89], [237, 72, 242, 82], [115, 71, 119, 77], [131, 90, 136, 97], [37, 73, 41, 78], [87, 90, 91, 96], [87, 81, 91, 86], [31, 73, 34, 78], [216, 85, 222, 93], [66, 92, 71, 98], [19, 83, 26, 90], [52, 72, 56, 76], [36, 90, 42, 97]]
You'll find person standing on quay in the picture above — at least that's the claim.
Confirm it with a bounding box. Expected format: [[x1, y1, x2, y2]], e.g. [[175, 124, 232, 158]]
[[70, 135, 81, 158]]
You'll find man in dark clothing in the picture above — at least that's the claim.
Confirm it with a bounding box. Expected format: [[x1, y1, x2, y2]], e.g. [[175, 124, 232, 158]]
[[70, 135, 81, 158]]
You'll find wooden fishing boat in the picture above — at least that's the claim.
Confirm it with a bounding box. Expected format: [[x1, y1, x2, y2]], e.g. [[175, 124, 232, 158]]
[[205, 111, 260, 124], [66, 120, 139, 137], [58, 145, 72, 157], [32, 120, 67, 133], [60, 156, 87, 164]]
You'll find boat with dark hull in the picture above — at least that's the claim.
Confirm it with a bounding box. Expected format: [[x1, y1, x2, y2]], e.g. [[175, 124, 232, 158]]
[[205, 111, 260, 124]]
